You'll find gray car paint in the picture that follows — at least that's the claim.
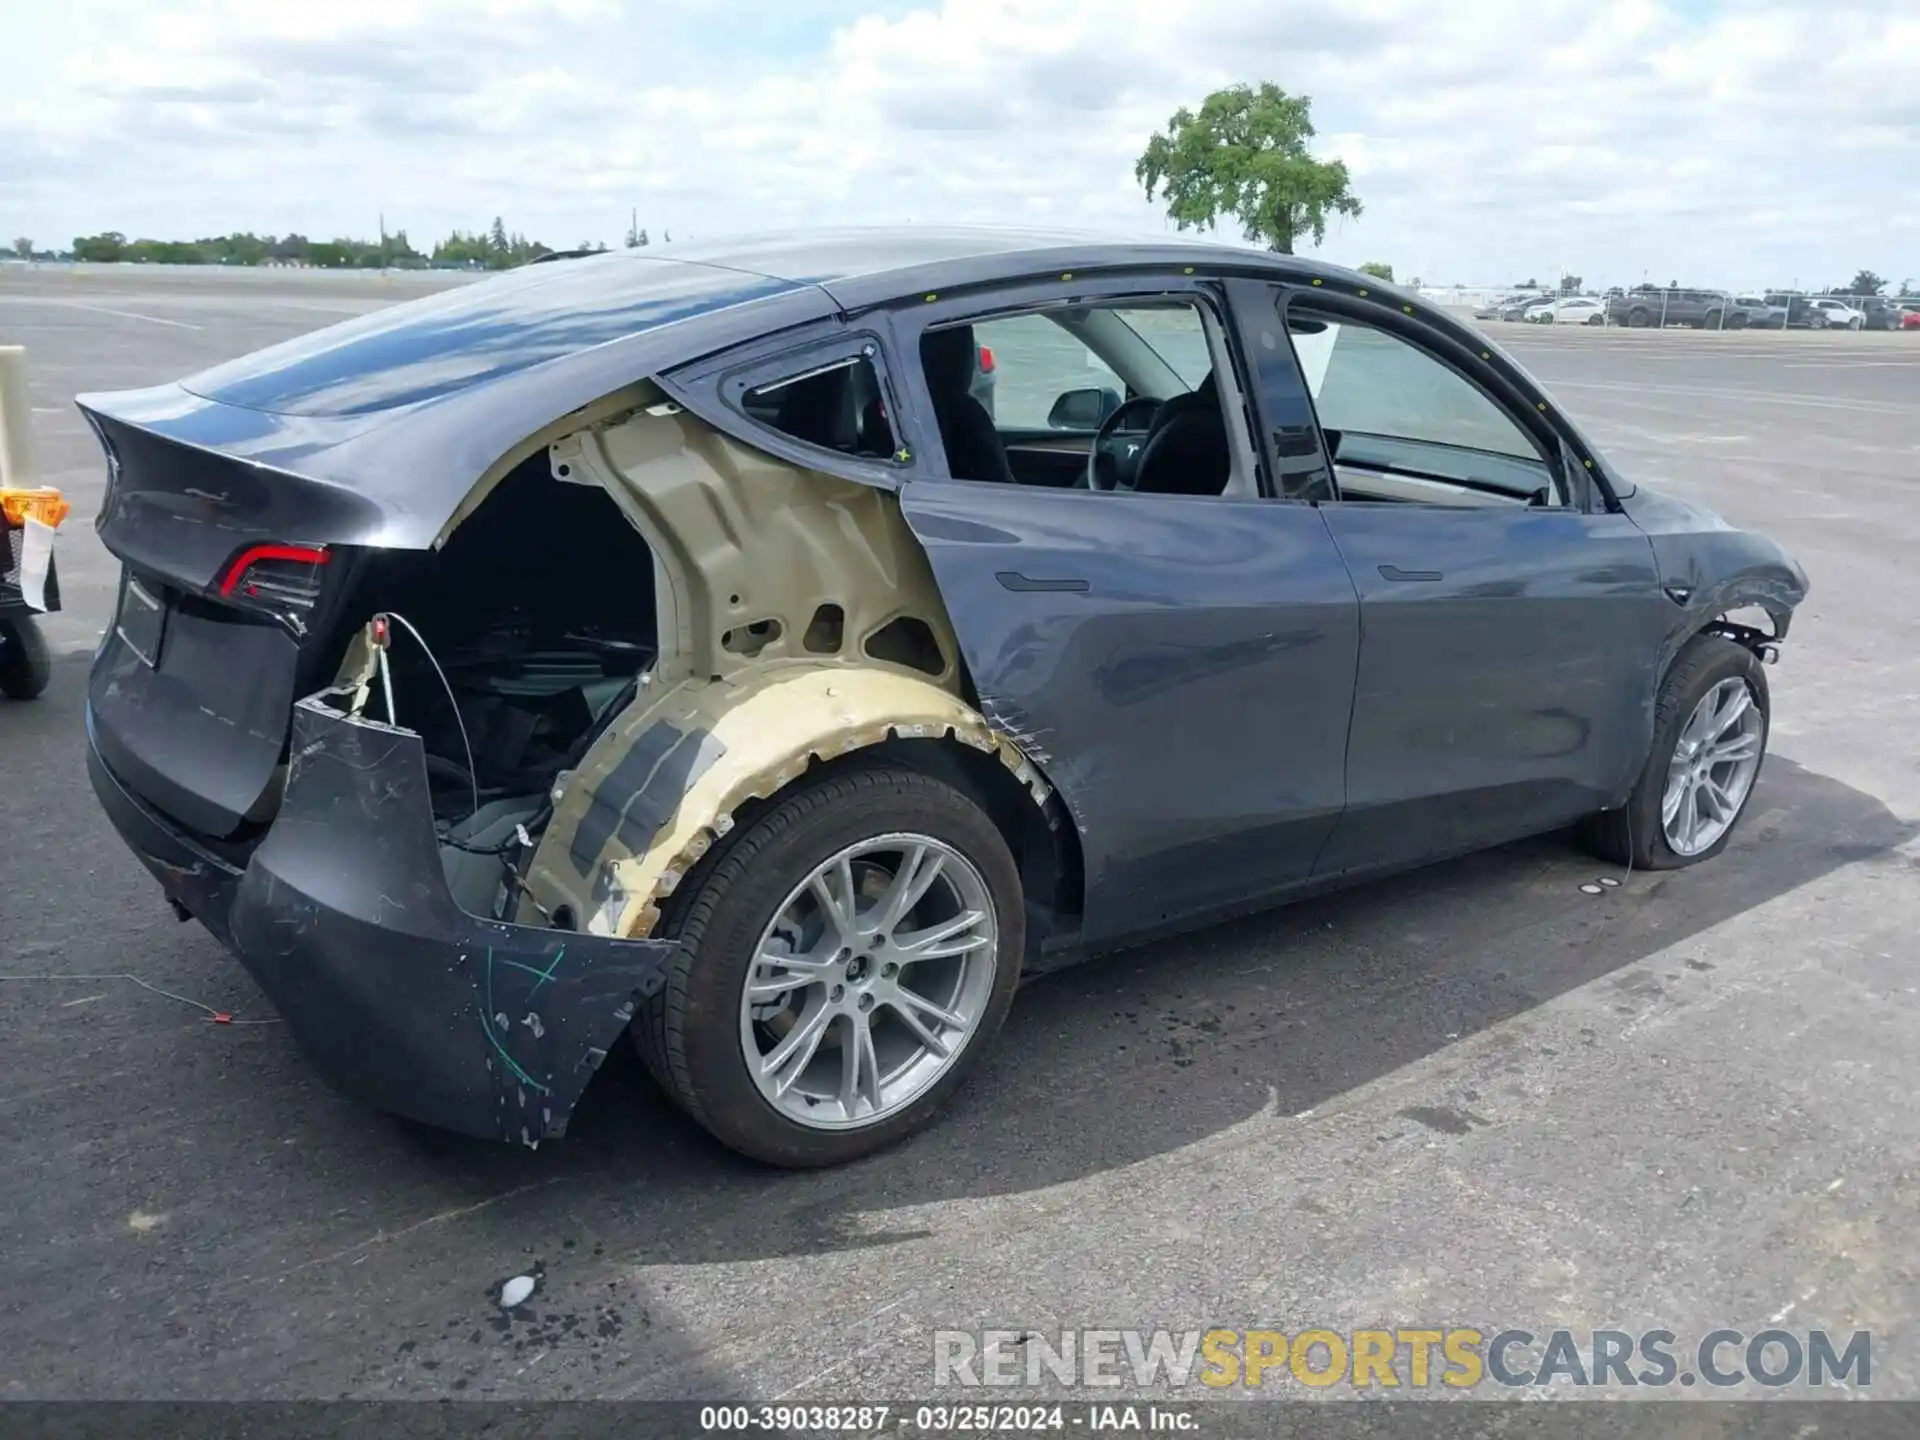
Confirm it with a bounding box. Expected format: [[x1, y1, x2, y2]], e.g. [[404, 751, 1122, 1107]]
[[75, 228, 1808, 959], [1311, 505, 1672, 875], [899, 484, 1360, 947]]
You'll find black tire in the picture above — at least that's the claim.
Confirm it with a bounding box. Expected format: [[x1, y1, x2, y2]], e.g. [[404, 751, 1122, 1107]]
[[1586, 314, 1604, 326], [1627, 308, 1651, 328], [1727, 313, 1748, 329], [1580, 634, 1769, 870], [633, 762, 1024, 1167], [0, 616, 51, 700]]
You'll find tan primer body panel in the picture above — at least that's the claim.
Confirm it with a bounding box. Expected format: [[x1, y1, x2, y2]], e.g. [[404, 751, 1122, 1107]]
[[518, 398, 1049, 939]]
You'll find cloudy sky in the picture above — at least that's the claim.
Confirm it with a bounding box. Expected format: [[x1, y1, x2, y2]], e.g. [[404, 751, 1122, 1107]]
[[3, 0, 1916, 289]]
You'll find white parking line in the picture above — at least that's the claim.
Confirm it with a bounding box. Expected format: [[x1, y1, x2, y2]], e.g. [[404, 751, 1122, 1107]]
[[61, 301, 204, 331], [0, 296, 204, 330], [1782, 360, 1919, 370]]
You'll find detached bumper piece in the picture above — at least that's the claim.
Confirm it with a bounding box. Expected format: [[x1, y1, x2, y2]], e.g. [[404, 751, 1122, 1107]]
[[88, 694, 680, 1146]]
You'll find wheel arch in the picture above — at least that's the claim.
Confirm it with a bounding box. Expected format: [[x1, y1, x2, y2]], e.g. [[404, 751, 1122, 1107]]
[[522, 662, 1076, 951]]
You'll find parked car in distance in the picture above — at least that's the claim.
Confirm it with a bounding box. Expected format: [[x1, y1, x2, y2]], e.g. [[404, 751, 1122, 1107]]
[[1606, 287, 1732, 329], [1528, 296, 1605, 325], [1900, 303, 1920, 331], [1473, 296, 1523, 319], [1857, 298, 1906, 332], [1497, 296, 1556, 322], [1764, 294, 1831, 329], [1726, 297, 1781, 329], [1810, 298, 1865, 330], [74, 229, 1810, 1166]]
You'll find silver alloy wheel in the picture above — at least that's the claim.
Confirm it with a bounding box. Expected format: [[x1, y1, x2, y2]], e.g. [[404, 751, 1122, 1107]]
[[739, 833, 999, 1130], [1662, 677, 1764, 857]]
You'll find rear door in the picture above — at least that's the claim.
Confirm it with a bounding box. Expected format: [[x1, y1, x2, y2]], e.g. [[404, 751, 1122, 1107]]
[[1268, 290, 1671, 876], [887, 278, 1359, 945]]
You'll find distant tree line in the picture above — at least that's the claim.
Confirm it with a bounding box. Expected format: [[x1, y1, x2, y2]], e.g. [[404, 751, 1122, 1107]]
[[36, 217, 627, 270]]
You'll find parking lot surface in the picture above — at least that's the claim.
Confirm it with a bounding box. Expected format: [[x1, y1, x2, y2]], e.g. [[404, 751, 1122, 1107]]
[[2, 267, 1917, 1401]]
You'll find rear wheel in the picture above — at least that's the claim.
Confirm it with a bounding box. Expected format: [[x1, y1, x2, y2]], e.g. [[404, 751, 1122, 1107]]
[[0, 616, 51, 700], [1580, 634, 1769, 870], [634, 763, 1024, 1167], [1586, 314, 1605, 326]]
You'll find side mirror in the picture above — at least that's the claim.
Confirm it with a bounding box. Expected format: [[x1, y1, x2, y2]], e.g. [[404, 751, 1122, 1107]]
[[1047, 386, 1120, 430]]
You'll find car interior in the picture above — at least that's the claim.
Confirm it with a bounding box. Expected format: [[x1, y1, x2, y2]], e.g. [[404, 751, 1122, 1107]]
[[1285, 308, 1566, 509], [914, 299, 1258, 499], [736, 294, 1564, 511]]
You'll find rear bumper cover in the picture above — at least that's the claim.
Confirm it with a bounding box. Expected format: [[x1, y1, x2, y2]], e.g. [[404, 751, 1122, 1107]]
[[86, 693, 680, 1146]]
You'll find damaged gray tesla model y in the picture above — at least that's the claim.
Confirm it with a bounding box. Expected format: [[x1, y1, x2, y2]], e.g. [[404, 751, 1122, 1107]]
[[74, 229, 1807, 1166]]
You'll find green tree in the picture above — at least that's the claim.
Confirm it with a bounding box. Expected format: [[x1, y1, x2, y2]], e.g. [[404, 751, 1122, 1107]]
[[1847, 269, 1886, 296], [11, 238, 31, 260], [488, 216, 510, 255], [1559, 273, 1584, 294], [1357, 261, 1394, 282], [1135, 82, 1361, 255], [72, 231, 127, 262]]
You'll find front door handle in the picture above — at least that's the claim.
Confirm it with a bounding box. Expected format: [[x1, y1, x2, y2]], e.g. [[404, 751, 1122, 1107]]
[[1378, 564, 1443, 582]]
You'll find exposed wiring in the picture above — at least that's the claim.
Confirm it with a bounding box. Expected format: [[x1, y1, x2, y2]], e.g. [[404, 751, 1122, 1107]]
[[0, 973, 281, 1025], [440, 801, 554, 856], [378, 641, 398, 727], [381, 609, 480, 822]]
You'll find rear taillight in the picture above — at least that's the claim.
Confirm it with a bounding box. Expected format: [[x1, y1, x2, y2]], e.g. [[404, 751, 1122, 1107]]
[[218, 543, 330, 634], [977, 344, 995, 375]]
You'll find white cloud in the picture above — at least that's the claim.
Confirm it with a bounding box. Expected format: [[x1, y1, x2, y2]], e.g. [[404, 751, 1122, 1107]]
[[2, 0, 1916, 288]]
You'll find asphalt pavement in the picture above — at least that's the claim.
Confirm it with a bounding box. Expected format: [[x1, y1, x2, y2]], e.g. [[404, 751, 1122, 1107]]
[[1, 266, 1917, 1403]]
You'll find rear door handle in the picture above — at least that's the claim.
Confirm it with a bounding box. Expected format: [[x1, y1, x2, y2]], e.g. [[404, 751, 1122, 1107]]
[[1378, 564, 1443, 582], [996, 571, 1090, 593]]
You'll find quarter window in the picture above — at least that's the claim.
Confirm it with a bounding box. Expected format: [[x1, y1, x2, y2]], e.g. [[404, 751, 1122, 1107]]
[[738, 355, 898, 460]]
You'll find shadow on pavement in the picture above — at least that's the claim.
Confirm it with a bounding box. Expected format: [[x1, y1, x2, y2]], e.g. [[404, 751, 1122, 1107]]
[[3, 654, 1910, 1397]]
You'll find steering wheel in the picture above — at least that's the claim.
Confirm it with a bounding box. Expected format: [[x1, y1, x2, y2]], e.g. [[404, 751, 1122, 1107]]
[[1084, 395, 1164, 491]]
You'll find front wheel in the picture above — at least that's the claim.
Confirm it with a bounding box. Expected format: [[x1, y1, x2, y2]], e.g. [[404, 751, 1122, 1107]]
[[0, 615, 51, 700], [634, 763, 1024, 1167], [1580, 634, 1769, 870]]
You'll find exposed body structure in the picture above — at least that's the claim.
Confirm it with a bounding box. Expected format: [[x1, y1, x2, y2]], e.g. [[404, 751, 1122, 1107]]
[[74, 230, 1807, 1164]]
